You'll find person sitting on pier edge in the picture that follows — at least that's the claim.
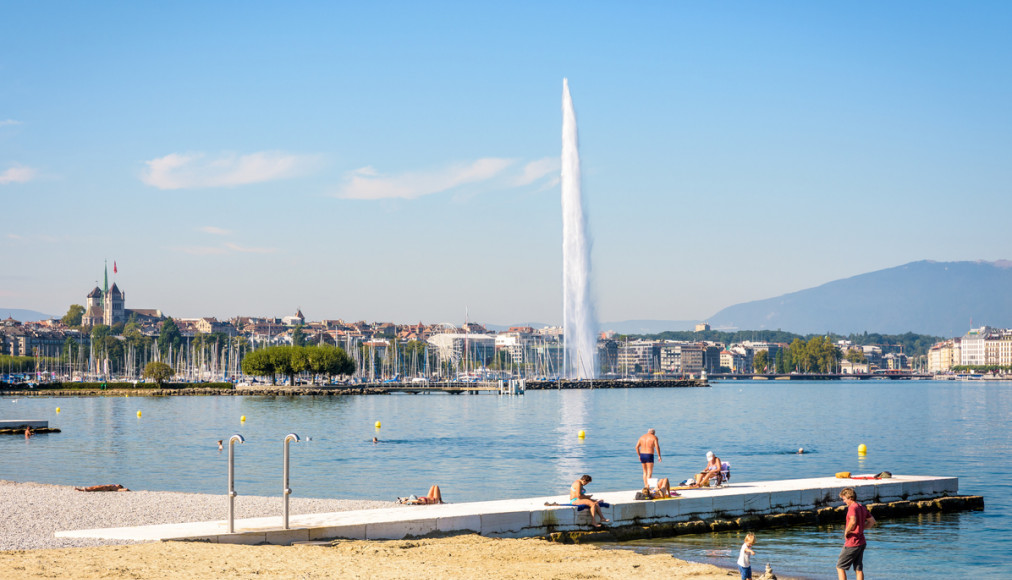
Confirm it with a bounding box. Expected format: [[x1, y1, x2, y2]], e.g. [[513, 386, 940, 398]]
[[694, 451, 722, 487], [570, 475, 609, 527], [398, 485, 443, 504]]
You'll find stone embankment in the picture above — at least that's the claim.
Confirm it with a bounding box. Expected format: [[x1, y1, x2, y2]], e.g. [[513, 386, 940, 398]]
[[0, 378, 707, 397], [548, 495, 984, 544], [526, 378, 706, 390]]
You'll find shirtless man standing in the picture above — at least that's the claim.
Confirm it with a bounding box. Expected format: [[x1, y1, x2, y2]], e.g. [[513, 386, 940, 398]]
[[635, 428, 662, 489]]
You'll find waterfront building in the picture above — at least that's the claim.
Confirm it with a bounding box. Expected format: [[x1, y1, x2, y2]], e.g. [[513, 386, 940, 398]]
[[840, 360, 870, 374], [657, 341, 704, 375], [617, 340, 658, 374], [0, 318, 79, 358], [959, 327, 989, 366], [719, 349, 748, 373], [281, 309, 305, 326], [695, 322, 710, 332], [927, 339, 960, 373], [495, 329, 532, 365], [427, 332, 496, 366]]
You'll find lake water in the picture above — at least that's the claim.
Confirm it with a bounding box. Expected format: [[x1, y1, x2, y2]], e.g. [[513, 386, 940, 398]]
[[2, 380, 1009, 578]]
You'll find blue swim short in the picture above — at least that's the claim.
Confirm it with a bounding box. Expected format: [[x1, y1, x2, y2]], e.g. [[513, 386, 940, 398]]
[[639, 453, 654, 463], [738, 565, 752, 579]]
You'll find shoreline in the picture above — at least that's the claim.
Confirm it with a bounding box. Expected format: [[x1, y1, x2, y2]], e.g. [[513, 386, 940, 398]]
[[0, 479, 761, 579], [0, 378, 708, 397]]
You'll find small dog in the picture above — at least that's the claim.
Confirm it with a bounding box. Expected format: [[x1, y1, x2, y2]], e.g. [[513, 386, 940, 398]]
[[755, 562, 777, 580]]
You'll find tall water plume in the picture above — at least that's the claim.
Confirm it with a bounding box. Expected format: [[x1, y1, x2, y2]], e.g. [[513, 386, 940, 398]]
[[561, 78, 598, 379]]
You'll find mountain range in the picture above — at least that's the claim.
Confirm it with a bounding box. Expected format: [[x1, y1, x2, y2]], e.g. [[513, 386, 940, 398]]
[[704, 260, 1012, 337], [1, 308, 55, 323]]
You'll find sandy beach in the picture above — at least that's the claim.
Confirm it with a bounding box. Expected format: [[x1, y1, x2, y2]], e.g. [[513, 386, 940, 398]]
[[0, 480, 748, 580]]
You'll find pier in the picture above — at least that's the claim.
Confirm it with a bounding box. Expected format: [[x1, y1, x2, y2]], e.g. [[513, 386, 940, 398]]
[[55, 474, 974, 546]]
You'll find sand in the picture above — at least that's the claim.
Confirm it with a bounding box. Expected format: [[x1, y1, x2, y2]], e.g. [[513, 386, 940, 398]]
[[0, 535, 744, 580]]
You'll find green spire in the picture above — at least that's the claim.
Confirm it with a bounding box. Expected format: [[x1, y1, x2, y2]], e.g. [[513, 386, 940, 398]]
[[104, 260, 108, 295]]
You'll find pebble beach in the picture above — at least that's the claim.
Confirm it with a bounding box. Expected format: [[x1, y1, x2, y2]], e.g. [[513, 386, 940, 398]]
[[0, 479, 395, 551], [0, 479, 749, 579]]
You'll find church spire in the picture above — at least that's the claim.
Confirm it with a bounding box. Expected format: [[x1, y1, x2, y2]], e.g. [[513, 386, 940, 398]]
[[103, 260, 109, 295]]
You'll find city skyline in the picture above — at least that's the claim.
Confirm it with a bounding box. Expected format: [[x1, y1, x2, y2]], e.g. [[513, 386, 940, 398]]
[[2, 2, 1011, 326]]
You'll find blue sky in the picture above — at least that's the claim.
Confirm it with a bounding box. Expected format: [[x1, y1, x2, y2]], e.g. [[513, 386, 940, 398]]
[[2, 1, 1010, 327]]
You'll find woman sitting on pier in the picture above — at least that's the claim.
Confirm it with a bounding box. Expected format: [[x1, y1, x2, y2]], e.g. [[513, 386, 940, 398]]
[[694, 451, 723, 487], [570, 475, 609, 527], [398, 485, 443, 505]]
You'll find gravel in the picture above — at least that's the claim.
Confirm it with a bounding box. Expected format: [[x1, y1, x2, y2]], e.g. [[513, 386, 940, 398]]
[[0, 480, 399, 551]]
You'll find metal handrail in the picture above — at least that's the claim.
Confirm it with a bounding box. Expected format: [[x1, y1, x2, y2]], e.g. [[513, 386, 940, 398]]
[[282, 433, 300, 529], [227, 434, 245, 533]]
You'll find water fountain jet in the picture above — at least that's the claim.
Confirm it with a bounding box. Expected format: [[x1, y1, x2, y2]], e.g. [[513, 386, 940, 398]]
[[561, 79, 598, 379]]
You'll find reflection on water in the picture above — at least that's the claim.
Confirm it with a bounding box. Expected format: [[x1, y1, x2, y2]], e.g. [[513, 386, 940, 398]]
[[554, 390, 591, 483], [1, 381, 1010, 579]]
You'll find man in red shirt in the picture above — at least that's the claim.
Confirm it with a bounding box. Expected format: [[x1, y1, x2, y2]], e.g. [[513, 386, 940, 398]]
[[837, 487, 876, 580]]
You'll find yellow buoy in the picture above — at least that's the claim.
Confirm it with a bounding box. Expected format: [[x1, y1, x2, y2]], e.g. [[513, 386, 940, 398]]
[[240, 415, 246, 422], [55, 407, 61, 413], [125, 394, 129, 397], [136, 411, 142, 418], [578, 430, 586, 438], [374, 421, 382, 429], [858, 443, 867, 454]]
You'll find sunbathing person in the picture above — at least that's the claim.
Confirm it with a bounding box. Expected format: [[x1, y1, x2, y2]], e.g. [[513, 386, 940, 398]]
[[648, 477, 678, 498], [75, 484, 130, 492], [694, 451, 722, 487], [398, 485, 443, 504], [570, 475, 609, 527]]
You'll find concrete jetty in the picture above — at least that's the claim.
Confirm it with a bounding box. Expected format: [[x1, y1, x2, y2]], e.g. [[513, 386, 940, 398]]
[[56, 475, 965, 545]]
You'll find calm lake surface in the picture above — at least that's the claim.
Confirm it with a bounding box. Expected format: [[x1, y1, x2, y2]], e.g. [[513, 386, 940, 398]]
[[2, 380, 1009, 578]]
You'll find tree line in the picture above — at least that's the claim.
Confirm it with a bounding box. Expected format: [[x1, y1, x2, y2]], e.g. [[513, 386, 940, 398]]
[[240, 344, 355, 385], [749, 336, 843, 373], [638, 329, 942, 359]]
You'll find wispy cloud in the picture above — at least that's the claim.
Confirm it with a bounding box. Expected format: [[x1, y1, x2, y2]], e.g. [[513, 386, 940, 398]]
[[514, 157, 560, 187], [175, 242, 277, 256], [336, 158, 517, 200], [0, 164, 36, 185], [141, 151, 321, 190], [224, 242, 276, 254], [199, 226, 232, 236], [177, 246, 230, 256], [0, 119, 22, 128]]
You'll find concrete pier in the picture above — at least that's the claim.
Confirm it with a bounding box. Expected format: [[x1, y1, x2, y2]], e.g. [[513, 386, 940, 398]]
[[56, 474, 960, 545], [0, 420, 48, 429]]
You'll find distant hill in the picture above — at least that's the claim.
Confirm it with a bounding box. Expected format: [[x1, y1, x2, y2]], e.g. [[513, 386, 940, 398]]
[[483, 322, 551, 332], [0, 308, 56, 322], [601, 319, 698, 334], [707, 260, 1012, 337], [486, 320, 698, 334]]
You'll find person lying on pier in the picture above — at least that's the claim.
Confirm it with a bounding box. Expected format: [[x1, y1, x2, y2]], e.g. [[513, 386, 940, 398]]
[[694, 451, 722, 487], [74, 484, 130, 492], [650, 477, 678, 498], [398, 485, 443, 504], [570, 475, 609, 527]]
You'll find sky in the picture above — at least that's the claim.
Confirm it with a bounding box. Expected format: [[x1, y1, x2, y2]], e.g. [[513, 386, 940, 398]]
[[2, 1, 1011, 328]]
